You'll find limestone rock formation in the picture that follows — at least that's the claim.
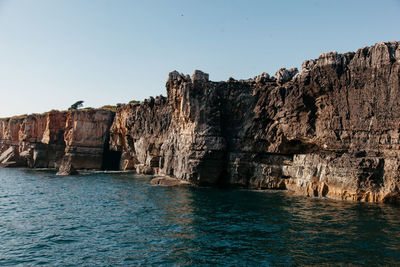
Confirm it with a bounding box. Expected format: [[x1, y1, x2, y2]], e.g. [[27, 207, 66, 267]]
[[109, 41, 400, 203], [0, 109, 115, 173], [61, 109, 115, 170], [109, 95, 171, 174], [274, 67, 298, 83], [1, 41, 400, 202], [254, 72, 273, 83], [191, 70, 209, 82], [0, 146, 20, 167]]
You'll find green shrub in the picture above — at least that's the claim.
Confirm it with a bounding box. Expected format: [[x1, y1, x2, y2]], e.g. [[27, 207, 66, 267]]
[[129, 100, 140, 105], [101, 105, 117, 112]]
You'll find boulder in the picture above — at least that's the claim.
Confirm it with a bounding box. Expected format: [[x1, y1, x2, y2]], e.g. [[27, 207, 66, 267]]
[[56, 158, 79, 175]]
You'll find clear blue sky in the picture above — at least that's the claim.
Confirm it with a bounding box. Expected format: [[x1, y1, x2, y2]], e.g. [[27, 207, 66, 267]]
[[0, 0, 399, 117]]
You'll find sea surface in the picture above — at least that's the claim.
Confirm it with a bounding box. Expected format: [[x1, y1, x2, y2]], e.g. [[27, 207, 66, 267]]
[[0, 168, 399, 266]]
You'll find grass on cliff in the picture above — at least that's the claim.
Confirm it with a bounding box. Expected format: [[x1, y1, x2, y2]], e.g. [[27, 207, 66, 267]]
[[100, 105, 117, 112], [129, 100, 140, 105], [0, 114, 28, 120]]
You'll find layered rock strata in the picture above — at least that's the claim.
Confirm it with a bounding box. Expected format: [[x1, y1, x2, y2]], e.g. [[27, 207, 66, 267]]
[[0, 109, 114, 173], [109, 41, 400, 203], [63, 110, 115, 170], [1, 41, 399, 203]]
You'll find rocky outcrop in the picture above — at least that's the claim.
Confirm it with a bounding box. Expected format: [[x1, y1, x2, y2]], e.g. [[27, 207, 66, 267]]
[[109, 41, 400, 203], [109, 96, 171, 173], [274, 67, 298, 83], [0, 109, 114, 172], [1, 41, 399, 203], [56, 156, 79, 175]]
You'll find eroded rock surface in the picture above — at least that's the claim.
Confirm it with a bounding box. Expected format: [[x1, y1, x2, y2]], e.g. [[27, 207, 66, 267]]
[[56, 157, 79, 176], [62, 109, 115, 170], [0, 109, 114, 174], [109, 96, 171, 174], [109, 42, 400, 203], [2, 42, 400, 202]]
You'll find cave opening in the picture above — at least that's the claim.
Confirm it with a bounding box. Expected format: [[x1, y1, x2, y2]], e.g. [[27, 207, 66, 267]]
[[101, 133, 122, 171], [102, 149, 121, 170]]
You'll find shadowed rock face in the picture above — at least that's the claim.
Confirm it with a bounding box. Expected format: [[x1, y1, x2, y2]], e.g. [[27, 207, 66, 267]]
[[109, 96, 172, 174], [110, 42, 400, 203], [1, 41, 399, 203]]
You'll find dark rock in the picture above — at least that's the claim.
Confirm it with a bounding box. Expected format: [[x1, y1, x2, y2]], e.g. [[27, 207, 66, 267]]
[[56, 157, 79, 175], [255, 72, 272, 83], [191, 70, 209, 82]]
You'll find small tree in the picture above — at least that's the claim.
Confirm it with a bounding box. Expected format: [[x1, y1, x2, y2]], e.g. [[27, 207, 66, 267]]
[[68, 100, 84, 110]]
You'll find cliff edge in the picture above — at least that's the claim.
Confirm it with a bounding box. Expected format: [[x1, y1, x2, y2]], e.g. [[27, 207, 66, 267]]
[[1, 41, 400, 203], [109, 41, 400, 203]]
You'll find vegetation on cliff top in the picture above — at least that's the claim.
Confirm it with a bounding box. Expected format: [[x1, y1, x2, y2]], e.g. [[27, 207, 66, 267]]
[[68, 101, 84, 110], [101, 105, 117, 112], [129, 100, 140, 105]]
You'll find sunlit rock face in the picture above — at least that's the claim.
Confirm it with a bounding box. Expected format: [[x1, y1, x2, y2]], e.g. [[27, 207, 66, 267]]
[[0, 112, 67, 168], [62, 109, 115, 170], [0, 109, 114, 171], [110, 42, 400, 202], [1, 41, 400, 202]]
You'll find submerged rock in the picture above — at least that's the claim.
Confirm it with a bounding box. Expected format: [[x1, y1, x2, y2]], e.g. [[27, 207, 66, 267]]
[[150, 177, 190, 186]]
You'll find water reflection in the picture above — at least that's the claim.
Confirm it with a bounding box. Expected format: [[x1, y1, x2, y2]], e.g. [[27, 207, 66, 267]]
[[0, 169, 399, 266]]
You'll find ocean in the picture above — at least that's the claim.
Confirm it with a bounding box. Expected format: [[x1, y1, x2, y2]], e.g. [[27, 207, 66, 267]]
[[0, 168, 399, 266]]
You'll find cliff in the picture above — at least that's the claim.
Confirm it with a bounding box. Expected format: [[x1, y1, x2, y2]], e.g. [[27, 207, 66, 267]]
[[109, 41, 400, 203], [1, 41, 400, 203], [0, 109, 115, 173]]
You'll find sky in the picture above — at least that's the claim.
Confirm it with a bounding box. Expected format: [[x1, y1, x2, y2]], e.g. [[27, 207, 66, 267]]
[[0, 0, 399, 117]]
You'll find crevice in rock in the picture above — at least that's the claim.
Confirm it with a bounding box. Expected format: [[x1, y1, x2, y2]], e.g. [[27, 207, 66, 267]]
[[101, 113, 122, 171], [302, 94, 317, 132], [102, 137, 122, 170]]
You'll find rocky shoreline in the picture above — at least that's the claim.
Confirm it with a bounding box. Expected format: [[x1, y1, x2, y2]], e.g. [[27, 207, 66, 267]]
[[1, 41, 400, 203]]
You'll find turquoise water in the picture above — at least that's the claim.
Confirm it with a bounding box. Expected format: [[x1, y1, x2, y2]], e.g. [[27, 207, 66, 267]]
[[0, 168, 399, 266]]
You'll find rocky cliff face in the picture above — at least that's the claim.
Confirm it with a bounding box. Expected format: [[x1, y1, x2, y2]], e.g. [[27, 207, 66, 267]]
[[109, 96, 171, 174], [63, 110, 115, 170], [1, 41, 399, 203], [109, 41, 400, 203], [0, 109, 114, 172]]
